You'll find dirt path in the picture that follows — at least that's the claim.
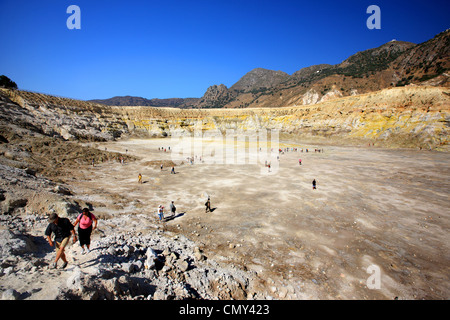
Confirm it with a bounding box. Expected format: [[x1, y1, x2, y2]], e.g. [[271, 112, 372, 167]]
[[62, 138, 449, 299]]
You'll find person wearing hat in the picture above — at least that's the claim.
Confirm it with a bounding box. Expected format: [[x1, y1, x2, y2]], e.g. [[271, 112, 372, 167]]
[[44, 212, 77, 269]]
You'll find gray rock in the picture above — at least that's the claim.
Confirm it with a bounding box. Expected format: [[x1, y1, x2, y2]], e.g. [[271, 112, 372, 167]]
[[133, 260, 143, 271], [121, 262, 134, 273], [1, 289, 20, 300], [0, 229, 35, 256], [66, 267, 84, 292], [102, 278, 120, 298], [194, 250, 206, 261], [144, 248, 157, 270], [53, 185, 71, 195], [107, 246, 116, 256], [3, 267, 14, 276], [177, 260, 189, 272]]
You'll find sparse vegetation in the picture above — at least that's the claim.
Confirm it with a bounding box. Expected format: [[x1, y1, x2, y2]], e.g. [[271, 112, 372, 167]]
[[0, 75, 18, 89]]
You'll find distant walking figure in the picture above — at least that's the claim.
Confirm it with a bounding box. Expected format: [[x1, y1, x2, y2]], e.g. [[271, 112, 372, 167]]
[[157, 205, 164, 221], [312, 179, 317, 190], [171, 166, 175, 174], [299, 159, 302, 165], [138, 173, 142, 184], [205, 197, 211, 213], [170, 201, 176, 217]]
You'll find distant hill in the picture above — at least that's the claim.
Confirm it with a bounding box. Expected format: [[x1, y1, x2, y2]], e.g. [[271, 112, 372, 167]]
[[230, 68, 290, 93], [89, 96, 200, 108], [91, 29, 449, 108]]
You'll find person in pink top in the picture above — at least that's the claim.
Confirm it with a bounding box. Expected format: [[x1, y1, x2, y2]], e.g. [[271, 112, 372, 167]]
[[73, 208, 98, 254]]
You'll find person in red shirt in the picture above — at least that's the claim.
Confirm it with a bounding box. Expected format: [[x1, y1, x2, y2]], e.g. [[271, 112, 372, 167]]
[[73, 208, 98, 254]]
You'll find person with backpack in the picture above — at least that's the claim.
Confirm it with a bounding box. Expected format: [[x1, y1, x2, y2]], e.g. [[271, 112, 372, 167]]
[[73, 208, 98, 254], [205, 197, 211, 213], [170, 201, 176, 217]]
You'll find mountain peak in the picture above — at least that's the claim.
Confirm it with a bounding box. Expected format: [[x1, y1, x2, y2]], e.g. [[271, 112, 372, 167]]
[[230, 68, 290, 93]]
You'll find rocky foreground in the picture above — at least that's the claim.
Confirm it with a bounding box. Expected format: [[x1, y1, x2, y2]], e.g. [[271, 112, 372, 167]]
[[0, 89, 256, 300], [0, 211, 256, 300]]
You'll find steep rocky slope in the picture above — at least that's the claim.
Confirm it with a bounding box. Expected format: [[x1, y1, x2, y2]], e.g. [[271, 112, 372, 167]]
[[113, 86, 450, 151], [230, 68, 290, 93], [2, 85, 449, 151], [197, 84, 233, 109]]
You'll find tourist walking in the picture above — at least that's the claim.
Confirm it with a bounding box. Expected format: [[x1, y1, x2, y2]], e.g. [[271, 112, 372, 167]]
[[73, 208, 98, 254], [44, 212, 77, 269], [138, 173, 142, 184], [312, 179, 317, 190], [158, 205, 164, 221], [205, 197, 211, 213], [170, 201, 176, 217]]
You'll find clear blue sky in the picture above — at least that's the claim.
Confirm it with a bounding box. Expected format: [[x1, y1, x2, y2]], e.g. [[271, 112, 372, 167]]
[[0, 0, 448, 100]]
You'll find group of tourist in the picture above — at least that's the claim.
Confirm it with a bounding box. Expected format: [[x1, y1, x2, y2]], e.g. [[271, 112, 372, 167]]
[[44, 208, 98, 269], [46, 143, 320, 269], [157, 201, 178, 221]]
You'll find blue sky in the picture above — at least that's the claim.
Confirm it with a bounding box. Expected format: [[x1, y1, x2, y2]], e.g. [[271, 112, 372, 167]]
[[0, 0, 449, 100]]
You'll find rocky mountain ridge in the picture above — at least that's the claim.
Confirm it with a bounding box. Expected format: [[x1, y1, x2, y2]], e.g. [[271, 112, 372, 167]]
[[202, 30, 448, 109], [89, 96, 200, 108], [90, 29, 449, 109], [2, 84, 448, 152]]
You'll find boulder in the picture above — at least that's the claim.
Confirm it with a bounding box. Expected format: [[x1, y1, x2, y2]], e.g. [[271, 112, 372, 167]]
[[144, 248, 158, 270], [1, 289, 20, 300], [53, 185, 72, 196], [66, 267, 84, 292]]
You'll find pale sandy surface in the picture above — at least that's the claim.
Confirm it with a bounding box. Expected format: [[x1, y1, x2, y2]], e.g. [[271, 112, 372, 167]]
[[68, 138, 449, 299]]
